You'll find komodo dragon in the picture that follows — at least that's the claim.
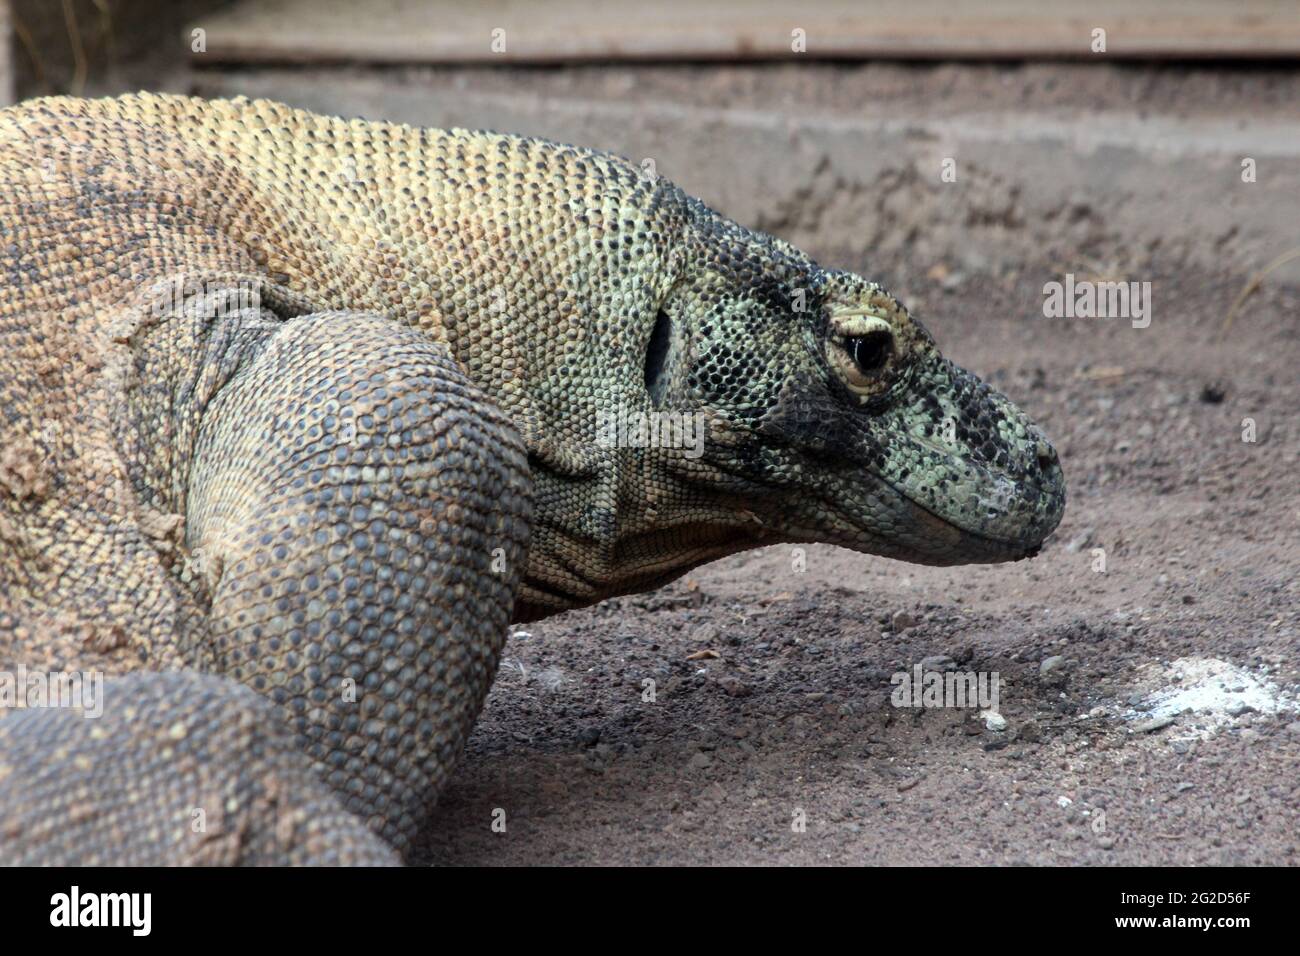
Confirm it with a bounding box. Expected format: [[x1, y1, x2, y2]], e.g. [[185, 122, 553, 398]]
[[0, 93, 1065, 865]]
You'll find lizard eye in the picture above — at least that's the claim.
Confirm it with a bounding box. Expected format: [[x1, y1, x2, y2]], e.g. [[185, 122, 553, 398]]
[[827, 312, 896, 397], [846, 331, 893, 377]]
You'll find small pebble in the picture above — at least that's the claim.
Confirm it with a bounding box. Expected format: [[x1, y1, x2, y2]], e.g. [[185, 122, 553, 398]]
[[1040, 655, 1067, 676], [1131, 715, 1175, 734], [920, 654, 956, 673], [716, 676, 752, 698], [891, 610, 919, 630]]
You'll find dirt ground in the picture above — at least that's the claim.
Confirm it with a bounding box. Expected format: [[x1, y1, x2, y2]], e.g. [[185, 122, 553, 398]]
[[67, 55, 1300, 865]]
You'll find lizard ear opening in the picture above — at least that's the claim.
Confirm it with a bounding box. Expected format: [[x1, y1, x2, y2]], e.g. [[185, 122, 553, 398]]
[[644, 307, 673, 407]]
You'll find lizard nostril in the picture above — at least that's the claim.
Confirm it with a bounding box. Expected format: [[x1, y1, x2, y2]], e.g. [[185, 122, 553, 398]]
[[1035, 440, 1057, 473]]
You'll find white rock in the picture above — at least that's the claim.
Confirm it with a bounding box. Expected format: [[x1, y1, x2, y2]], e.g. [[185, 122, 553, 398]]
[[981, 710, 1008, 732]]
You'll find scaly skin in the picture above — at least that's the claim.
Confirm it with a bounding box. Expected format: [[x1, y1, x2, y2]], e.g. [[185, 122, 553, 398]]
[[0, 94, 1064, 864]]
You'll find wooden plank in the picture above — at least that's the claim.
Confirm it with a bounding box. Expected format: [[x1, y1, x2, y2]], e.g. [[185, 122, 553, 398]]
[[189, 0, 1300, 64]]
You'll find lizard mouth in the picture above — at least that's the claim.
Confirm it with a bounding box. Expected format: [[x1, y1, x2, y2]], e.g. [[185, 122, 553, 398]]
[[814, 470, 1060, 566], [892, 477, 1060, 563]]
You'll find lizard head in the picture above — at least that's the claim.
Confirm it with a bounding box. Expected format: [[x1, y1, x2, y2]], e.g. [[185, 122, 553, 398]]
[[640, 198, 1066, 567]]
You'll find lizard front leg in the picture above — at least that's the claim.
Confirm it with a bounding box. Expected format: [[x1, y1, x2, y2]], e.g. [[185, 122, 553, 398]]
[[189, 311, 532, 857], [0, 671, 401, 865]]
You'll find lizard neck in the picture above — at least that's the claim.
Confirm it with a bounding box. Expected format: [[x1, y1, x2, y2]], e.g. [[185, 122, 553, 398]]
[[513, 427, 783, 622]]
